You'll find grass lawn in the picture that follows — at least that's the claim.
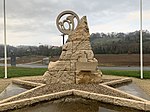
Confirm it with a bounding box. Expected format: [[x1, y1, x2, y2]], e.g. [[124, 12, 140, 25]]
[[0, 67, 150, 79], [0, 67, 47, 78], [102, 70, 150, 79]]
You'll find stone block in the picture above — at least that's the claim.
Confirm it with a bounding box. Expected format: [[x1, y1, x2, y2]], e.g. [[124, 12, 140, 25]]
[[73, 90, 90, 98], [59, 51, 72, 60], [76, 71, 102, 84], [62, 41, 91, 52], [62, 42, 72, 51], [68, 34, 90, 42], [12, 79, 43, 88], [78, 58, 88, 62], [70, 60, 77, 71], [58, 71, 75, 84], [85, 50, 94, 60], [88, 58, 98, 62], [71, 51, 80, 60], [44, 71, 75, 84], [71, 50, 94, 60], [114, 98, 145, 110], [89, 93, 114, 104], [48, 61, 71, 71], [88, 93, 100, 100], [72, 41, 92, 51], [47, 90, 73, 99], [145, 101, 150, 111], [68, 17, 90, 42], [76, 62, 97, 72], [43, 71, 57, 83]]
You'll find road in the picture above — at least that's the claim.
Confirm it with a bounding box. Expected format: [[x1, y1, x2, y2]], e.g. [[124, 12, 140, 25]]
[[0, 63, 150, 71], [0, 64, 47, 68], [99, 66, 150, 71]]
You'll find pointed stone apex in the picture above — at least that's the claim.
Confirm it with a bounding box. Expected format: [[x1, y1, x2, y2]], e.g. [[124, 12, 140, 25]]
[[68, 16, 90, 42]]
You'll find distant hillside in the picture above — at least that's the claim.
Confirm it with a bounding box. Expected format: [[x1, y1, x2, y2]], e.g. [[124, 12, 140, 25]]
[[90, 30, 150, 54], [0, 30, 150, 58]]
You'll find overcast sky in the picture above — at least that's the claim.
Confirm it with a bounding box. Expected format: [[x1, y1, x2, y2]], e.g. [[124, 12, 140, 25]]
[[0, 0, 150, 46]]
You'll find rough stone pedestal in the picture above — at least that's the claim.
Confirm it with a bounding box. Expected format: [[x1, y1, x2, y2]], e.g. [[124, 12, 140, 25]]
[[43, 16, 102, 84]]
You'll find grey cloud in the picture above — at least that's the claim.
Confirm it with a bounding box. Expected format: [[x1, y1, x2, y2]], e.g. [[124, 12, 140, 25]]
[[0, 0, 150, 45], [0, 0, 147, 18]]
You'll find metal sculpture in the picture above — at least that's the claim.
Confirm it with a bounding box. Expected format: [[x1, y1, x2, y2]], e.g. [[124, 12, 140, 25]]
[[56, 10, 79, 35]]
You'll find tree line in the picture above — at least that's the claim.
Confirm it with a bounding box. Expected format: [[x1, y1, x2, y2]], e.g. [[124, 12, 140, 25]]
[[0, 45, 62, 58], [90, 30, 150, 54], [0, 30, 150, 58]]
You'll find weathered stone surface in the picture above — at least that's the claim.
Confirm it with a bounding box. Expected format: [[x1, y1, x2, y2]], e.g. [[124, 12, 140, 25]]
[[70, 60, 77, 71], [72, 41, 92, 51], [62, 42, 72, 51], [71, 50, 94, 61], [12, 79, 44, 88], [48, 61, 71, 71], [71, 51, 81, 60], [102, 78, 132, 86], [76, 62, 98, 72], [78, 58, 88, 62], [43, 71, 55, 83], [85, 50, 94, 60], [0, 90, 73, 112], [43, 16, 102, 84], [76, 71, 102, 84], [62, 41, 91, 52], [57, 71, 75, 84], [73, 90, 90, 98], [88, 58, 98, 62], [43, 71, 75, 84], [68, 16, 90, 42], [146, 101, 150, 111], [114, 98, 145, 110], [89, 93, 114, 103], [59, 51, 72, 60]]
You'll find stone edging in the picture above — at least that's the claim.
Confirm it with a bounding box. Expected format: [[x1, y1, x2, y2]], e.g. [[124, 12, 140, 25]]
[[0, 90, 73, 112], [0, 89, 150, 111], [0, 84, 45, 104], [0, 78, 149, 111], [100, 84, 147, 102], [101, 78, 147, 102], [12, 79, 45, 88], [73, 90, 150, 111], [102, 78, 132, 86]]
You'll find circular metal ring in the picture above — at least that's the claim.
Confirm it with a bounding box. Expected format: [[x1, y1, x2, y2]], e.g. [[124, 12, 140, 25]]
[[56, 10, 79, 35]]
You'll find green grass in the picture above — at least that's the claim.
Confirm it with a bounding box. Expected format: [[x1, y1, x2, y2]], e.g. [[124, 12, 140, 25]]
[[0, 67, 47, 78], [102, 70, 150, 79], [0, 67, 150, 79]]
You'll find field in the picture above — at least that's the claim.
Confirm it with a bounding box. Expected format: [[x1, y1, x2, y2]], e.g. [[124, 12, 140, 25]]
[[95, 54, 150, 66], [47, 54, 150, 66], [0, 54, 150, 67]]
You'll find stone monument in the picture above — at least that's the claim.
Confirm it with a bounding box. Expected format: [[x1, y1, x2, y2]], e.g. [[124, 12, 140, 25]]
[[0, 10, 148, 112], [43, 10, 102, 84]]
